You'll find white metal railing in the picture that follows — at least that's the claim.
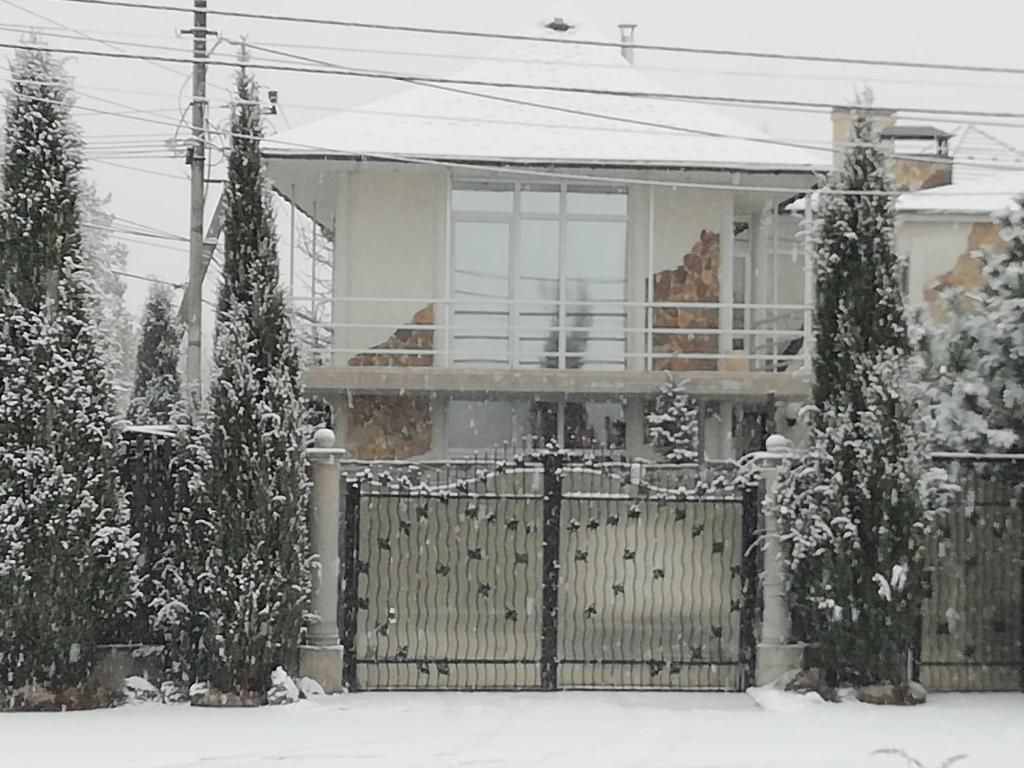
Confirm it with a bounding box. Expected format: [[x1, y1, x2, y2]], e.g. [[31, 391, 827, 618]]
[[291, 296, 812, 373]]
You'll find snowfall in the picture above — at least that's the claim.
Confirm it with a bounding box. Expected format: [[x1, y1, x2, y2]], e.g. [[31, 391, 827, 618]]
[[2, 689, 1022, 768]]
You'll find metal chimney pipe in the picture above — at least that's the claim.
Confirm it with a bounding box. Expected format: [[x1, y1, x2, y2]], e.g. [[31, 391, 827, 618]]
[[618, 24, 637, 64]]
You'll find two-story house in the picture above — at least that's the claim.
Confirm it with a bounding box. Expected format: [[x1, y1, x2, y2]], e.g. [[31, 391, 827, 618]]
[[264, 7, 826, 460]]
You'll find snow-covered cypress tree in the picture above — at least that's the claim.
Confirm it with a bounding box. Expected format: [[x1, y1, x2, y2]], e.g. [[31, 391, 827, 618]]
[[646, 375, 699, 462], [0, 45, 138, 693], [79, 181, 137, 410], [129, 284, 181, 423], [812, 108, 909, 408], [191, 69, 311, 694], [765, 107, 951, 688]]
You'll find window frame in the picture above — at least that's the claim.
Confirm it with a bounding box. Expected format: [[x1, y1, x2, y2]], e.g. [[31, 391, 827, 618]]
[[449, 179, 629, 370]]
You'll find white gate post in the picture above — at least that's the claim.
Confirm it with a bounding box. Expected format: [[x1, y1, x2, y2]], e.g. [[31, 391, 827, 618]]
[[754, 434, 805, 685], [300, 428, 347, 692]]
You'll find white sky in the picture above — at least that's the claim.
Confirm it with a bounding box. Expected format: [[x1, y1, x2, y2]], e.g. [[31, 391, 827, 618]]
[[3, 0, 1024, 315]]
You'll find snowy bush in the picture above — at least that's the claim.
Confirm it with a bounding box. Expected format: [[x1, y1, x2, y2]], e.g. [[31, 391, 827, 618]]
[[646, 375, 699, 462], [917, 213, 1024, 452]]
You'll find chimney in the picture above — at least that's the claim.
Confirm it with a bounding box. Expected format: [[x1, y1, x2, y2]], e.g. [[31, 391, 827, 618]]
[[618, 23, 637, 64], [830, 106, 953, 190], [831, 105, 896, 171]]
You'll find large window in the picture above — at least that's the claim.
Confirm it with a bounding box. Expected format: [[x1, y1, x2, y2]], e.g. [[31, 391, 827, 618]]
[[451, 182, 628, 370], [446, 397, 627, 454]]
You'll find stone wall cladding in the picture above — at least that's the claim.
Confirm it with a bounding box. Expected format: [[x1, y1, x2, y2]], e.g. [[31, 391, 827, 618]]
[[650, 230, 720, 372], [924, 222, 1006, 319], [345, 303, 435, 459]]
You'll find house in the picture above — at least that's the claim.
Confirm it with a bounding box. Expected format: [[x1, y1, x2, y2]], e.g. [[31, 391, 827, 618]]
[[898, 170, 1023, 318], [263, 6, 828, 460]]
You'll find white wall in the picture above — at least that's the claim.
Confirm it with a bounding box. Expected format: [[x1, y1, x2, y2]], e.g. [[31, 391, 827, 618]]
[[333, 166, 447, 362], [897, 218, 987, 312], [651, 187, 730, 274]]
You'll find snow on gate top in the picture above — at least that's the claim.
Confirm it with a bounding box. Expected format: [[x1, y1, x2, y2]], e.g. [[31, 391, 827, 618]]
[[262, 2, 825, 172]]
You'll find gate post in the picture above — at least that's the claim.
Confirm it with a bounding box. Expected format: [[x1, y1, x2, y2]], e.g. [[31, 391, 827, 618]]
[[340, 479, 362, 691], [739, 483, 760, 688], [540, 452, 563, 691], [299, 428, 346, 693], [753, 435, 805, 686]]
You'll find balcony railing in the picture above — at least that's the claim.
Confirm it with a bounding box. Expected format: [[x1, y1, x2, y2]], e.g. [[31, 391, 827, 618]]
[[292, 296, 812, 374]]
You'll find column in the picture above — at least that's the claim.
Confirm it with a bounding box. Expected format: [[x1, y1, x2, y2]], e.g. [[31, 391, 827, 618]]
[[300, 428, 347, 692], [755, 434, 805, 685], [718, 193, 735, 365]]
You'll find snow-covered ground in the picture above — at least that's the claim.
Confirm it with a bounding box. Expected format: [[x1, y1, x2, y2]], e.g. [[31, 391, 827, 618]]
[[4, 690, 1022, 768]]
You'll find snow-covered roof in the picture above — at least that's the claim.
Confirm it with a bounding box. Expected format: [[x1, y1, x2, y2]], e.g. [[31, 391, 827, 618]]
[[264, 5, 824, 172], [951, 125, 1024, 184], [897, 170, 1024, 216]]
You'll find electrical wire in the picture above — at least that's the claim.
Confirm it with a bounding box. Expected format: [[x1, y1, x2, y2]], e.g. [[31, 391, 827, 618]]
[[12, 86, 1024, 198], [232, 38, 1024, 172], [7, 37, 1024, 129], [110, 268, 184, 288], [6, 19, 1024, 95], [89, 158, 185, 180], [51, 0, 1024, 78], [7, 38, 1024, 175]]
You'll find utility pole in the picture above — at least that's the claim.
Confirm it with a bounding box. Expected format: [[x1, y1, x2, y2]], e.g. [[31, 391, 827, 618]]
[[185, 0, 208, 398]]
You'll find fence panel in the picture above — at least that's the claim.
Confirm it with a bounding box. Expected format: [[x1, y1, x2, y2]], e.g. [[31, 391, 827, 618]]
[[921, 459, 1024, 691]]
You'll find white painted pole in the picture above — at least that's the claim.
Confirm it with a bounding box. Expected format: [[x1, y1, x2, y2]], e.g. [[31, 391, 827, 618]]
[[308, 428, 342, 645]]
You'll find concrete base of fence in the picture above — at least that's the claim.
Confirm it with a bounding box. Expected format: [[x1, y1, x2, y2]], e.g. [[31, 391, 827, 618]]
[[298, 646, 346, 694], [755, 643, 805, 687], [91, 644, 164, 692]]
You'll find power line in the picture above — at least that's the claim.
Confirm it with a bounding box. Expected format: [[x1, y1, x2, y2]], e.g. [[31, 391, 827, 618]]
[[7, 37, 1024, 131], [6, 20, 1023, 94], [6, 51, 1024, 180], [0, 1, 234, 96], [234, 39, 1024, 173], [52, 0, 1024, 78], [9, 80, 1024, 199], [111, 268, 184, 288], [0, 0, 189, 84], [89, 158, 186, 180]]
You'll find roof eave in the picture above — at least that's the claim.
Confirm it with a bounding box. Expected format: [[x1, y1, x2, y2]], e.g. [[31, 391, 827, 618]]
[[262, 151, 826, 175]]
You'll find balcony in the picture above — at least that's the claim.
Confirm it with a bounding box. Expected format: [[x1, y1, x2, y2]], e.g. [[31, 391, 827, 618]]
[[295, 296, 812, 400]]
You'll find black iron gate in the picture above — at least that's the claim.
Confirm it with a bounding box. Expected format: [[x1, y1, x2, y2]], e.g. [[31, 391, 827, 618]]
[[339, 455, 759, 691]]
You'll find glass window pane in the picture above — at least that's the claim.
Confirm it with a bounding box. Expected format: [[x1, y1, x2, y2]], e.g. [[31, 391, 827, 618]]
[[733, 221, 751, 351], [527, 400, 559, 448], [517, 219, 560, 367], [566, 187, 627, 216], [565, 220, 627, 369], [452, 221, 510, 366], [565, 401, 626, 450], [452, 186, 514, 213], [448, 399, 518, 452], [521, 185, 560, 215]]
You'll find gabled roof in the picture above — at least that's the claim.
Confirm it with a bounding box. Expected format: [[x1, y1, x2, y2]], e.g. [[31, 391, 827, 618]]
[[264, 4, 824, 172], [951, 125, 1024, 184], [898, 169, 1024, 216]]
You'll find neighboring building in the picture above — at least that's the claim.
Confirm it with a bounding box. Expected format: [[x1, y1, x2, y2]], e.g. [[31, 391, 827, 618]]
[[898, 170, 1023, 319], [264, 7, 829, 460]]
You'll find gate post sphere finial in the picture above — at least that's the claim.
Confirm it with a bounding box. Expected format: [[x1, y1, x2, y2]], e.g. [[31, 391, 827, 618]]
[[313, 427, 336, 449], [765, 434, 793, 454]]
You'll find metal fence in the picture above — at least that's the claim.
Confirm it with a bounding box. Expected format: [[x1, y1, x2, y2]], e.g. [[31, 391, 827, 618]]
[[338, 454, 759, 692], [919, 457, 1024, 692]]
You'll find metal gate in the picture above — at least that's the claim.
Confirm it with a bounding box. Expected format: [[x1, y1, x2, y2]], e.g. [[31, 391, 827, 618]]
[[339, 454, 759, 691], [919, 457, 1024, 691]]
